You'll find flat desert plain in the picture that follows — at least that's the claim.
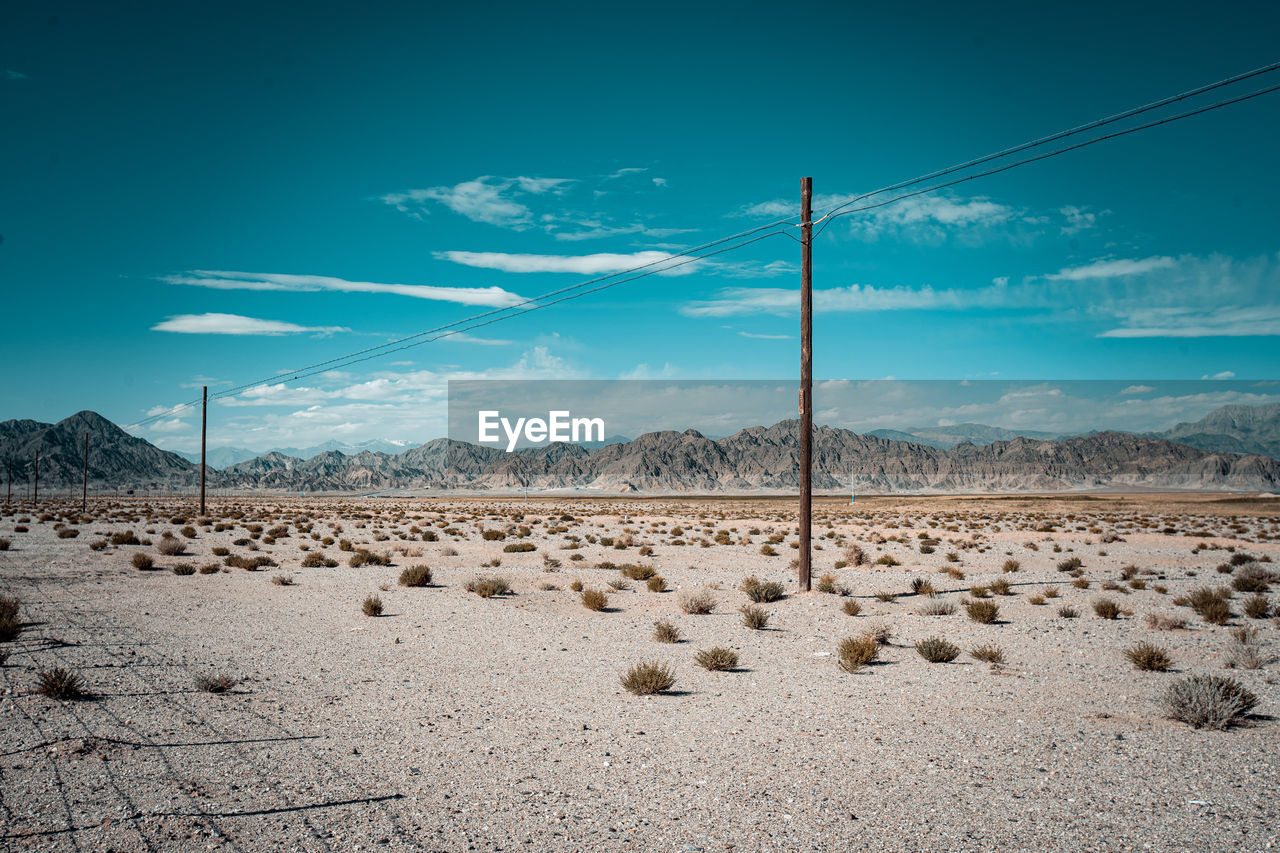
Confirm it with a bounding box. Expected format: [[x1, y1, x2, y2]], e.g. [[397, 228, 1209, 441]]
[[1, 494, 1278, 852]]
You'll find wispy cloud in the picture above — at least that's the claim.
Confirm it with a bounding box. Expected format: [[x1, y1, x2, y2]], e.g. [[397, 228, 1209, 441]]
[[443, 332, 515, 346], [164, 270, 524, 307], [152, 313, 349, 336], [380, 175, 573, 228], [738, 331, 791, 340], [435, 250, 700, 276], [683, 280, 1014, 317], [1046, 256, 1175, 280], [1120, 385, 1155, 395], [1098, 306, 1280, 338], [4, 70, 27, 81]]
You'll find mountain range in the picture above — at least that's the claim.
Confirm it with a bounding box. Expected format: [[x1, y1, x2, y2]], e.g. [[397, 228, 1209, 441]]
[[2, 404, 1279, 494]]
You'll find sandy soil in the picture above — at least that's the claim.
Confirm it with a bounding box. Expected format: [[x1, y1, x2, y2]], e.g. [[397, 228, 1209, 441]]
[[1, 494, 1278, 852]]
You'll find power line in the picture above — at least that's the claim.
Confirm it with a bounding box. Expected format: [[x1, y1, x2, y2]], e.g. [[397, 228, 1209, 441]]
[[128, 61, 1280, 430], [126, 219, 796, 428], [814, 80, 1280, 239], [809, 59, 1280, 229]]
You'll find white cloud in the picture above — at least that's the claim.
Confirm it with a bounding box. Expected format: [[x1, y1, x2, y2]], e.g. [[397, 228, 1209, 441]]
[[441, 332, 514, 346], [1120, 385, 1155, 395], [380, 175, 573, 229], [739, 332, 791, 340], [682, 280, 1013, 317], [1047, 256, 1175, 280], [152, 313, 349, 336], [1099, 306, 1280, 338], [165, 270, 524, 307], [1059, 205, 1103, 235], [1202, 371, 1236, 380], [435, 250, 700, 276]]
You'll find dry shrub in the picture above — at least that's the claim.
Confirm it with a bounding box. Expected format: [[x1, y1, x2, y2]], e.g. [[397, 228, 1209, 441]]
[[398, 565, 433, 587], [194, 673, 239, 693], [970, 644, 1005, 664], [580, 589, 609, 611], [647, 575, 667, 593], [740, 576, 785, 602], [915, 636, 961, 663], [621, 564, 656, 581], [1242, 594, 1271, 619], [837, 634, 879, 672], [918, 599, 955, 616], [0, 595, 21, 641], [57, 528, 79, 539], [988, 578, 1012, 596], [171, 563, 195, 576], [36, 667, 88, 700], [569, 578, 584, 592], [466, 576, 513, 598], [361, 595, 383, 616], [1223, 643, 1271, 671], [1057, 606, 1078, 618], [1145, 613, 1187, 631], [964, 599, 999, 624], [1002, 559, 1021, 573], [156, 536, 186, 557], [679, 588, 717, 615], [1159, 674, 1257, 729], [695, 647, 739, 671], [301, 552, 338, 568], [740, 605, 770, 630], [503, 542, 536, 553], [271, 574, 294, 586], [910, 577, 935, 596], [620, 661, 676, 695], [1125, 642, 1174, 671], [131, 553, 154, 571], [842, 599, 862, 617], [1093, 598, 1121, 619], [653, 620, 681, 643]]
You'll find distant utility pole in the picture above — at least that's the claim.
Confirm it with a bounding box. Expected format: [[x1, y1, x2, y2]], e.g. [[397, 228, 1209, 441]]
[[200, 385, 207, 516], [82, 432, 89, 512], [799, 177, 814, 593], [33, 450, 39, 504]]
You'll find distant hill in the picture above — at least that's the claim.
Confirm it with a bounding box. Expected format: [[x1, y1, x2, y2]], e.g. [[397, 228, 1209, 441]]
[[5, 403, 1280, 494], [1156, 403, 1280, 459], [871, 423, 1070, 448], [0, 411, 198, 490], [177, 438, 413, 468]]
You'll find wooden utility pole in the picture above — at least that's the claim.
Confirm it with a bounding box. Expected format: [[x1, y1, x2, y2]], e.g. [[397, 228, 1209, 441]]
[[799, 177, 814, 592], [200, 385, 207, 516], [82, 432, 89, 512], [33, 450, 39, 503]]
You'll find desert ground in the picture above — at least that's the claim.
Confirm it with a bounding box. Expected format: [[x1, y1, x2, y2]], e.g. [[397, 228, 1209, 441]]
[[0, 493, 1277, 852]]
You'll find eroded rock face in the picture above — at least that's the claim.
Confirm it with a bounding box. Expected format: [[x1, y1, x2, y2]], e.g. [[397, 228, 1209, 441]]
[[7, 410, 1280, 494]]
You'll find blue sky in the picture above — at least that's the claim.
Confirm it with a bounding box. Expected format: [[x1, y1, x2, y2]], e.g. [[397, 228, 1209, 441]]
[[2, 1, 1279, 452]]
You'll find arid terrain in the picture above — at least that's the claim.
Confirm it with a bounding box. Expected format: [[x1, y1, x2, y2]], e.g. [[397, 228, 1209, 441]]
[[1, 493, 1278, 852]]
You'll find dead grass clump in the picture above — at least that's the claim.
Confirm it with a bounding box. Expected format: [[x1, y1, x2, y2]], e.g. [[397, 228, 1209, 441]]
[[301, 552, 338, 568], [271, 574, 294, 586], [1160, 674, 1257, 729], [35, 667, 88, 700], [647, 575, 668, 593], [1224, 643, 1271, 671], [172, 563, 195, 576], [842, 599, 862, 617], [653, 620, 681, 643], [910, 577, 935, 596], [131, 553, 154, 570], [741, 605, 770, 629], [503, 542, 536, 553], [1057, 557, 1084, 572], [621, 564, 656, 581], [110, 530, 140, 546], [874, 591, 897, 603], [1125, 642, 1174, 671], [361, 595, 383, 616], [57, 528, 79, 539], [0, 595, 21, 641], [740, 576, 785, 602], [915, 636, 961, 663], [1058, 606, 1078, 618], [918, 599, 956, 616], [988, 578, 1013, 596], [349, 550, 391, 568], [836, 634, 879, 672], [1002, 559, 1021, 573], [695, 647, 739, 671], [620, 661, 676, 695], [679, 588, 717, 615], [195, 673, 239, 693], [964, 599, 1000, 624], [969, 644, 1005, 664], [398, 565, 433, 587], [225, 554, 276, 570], [466, 576, 513, 598], [569, 578, 584, 592], [1145, 613, 1188, 630], [1093, 598, 1121, 619], [1242, 594, 1271, 619], [198, 563, 220, 574], [580, 589, 609, 611], [156, 536, 186, 556]]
